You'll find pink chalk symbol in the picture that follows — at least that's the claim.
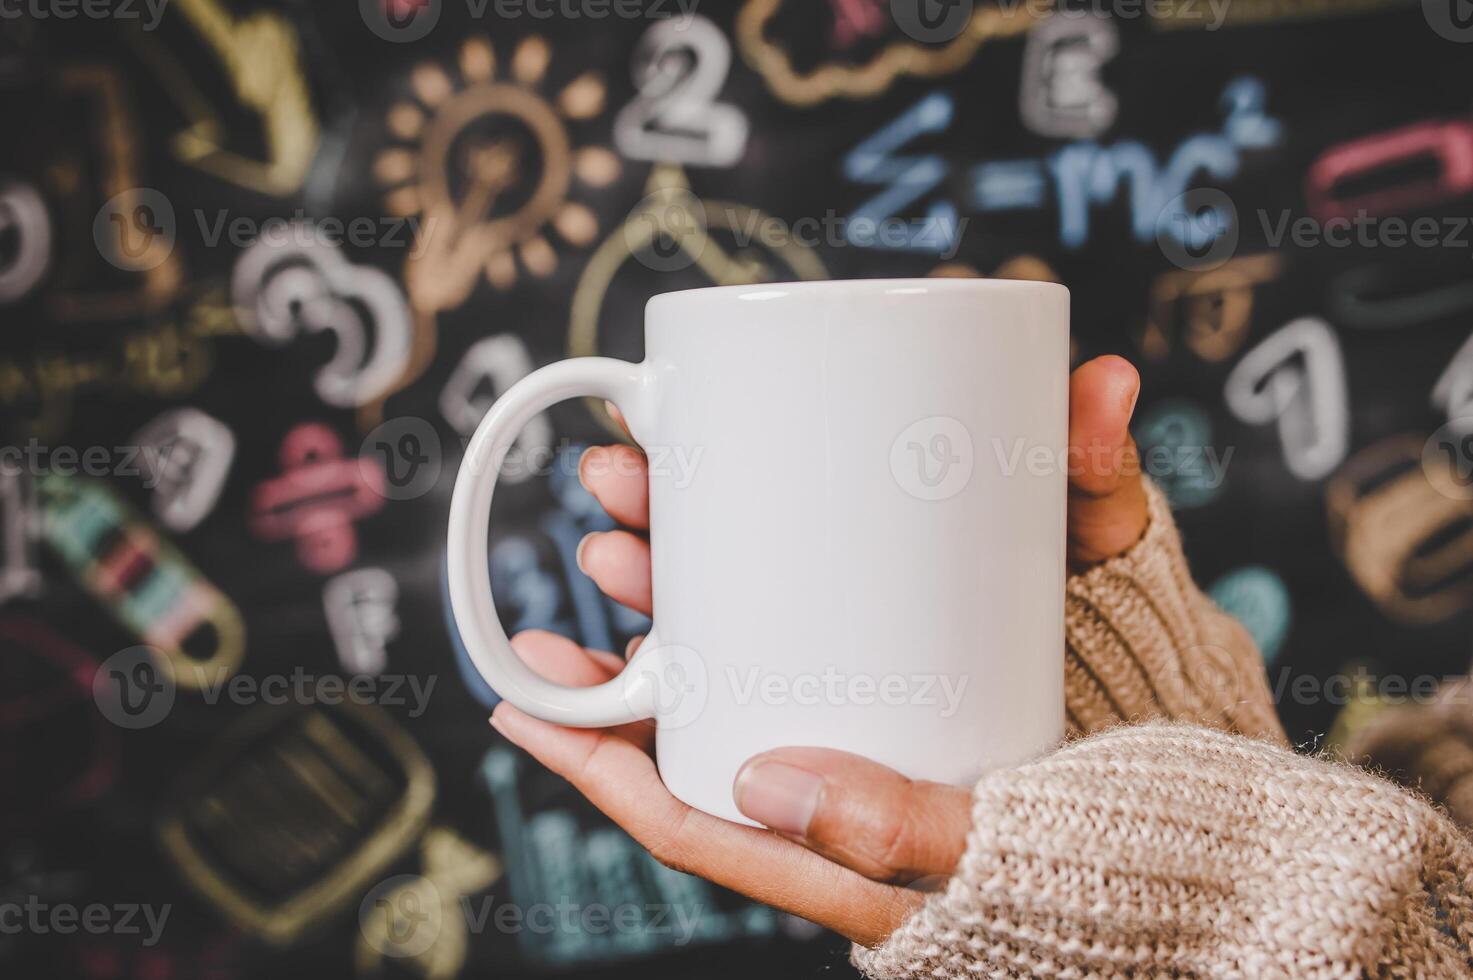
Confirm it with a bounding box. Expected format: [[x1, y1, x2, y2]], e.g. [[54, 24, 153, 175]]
[[1307, 119, 1473, 222], [829, 0, 887, 48], [250, 423, 385, 574]]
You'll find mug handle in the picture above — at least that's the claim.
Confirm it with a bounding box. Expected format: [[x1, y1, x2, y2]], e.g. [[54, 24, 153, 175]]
[[447, 356, 663, 728]]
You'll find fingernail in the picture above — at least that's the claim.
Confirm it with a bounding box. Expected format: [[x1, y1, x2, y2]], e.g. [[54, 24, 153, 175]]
[[575, 532, 597, 573], [1124, 375, 1141, 419], [733, 760, 822, 836], [489, 705, 509, 738], [577, 447, 596, 491]]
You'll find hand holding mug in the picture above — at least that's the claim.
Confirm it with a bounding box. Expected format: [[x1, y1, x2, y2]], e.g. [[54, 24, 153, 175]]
[[487, 353, 1148, 946], [450, 280, 1074, 820]]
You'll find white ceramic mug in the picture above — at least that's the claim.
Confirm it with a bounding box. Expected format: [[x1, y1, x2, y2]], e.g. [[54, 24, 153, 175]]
[[448, 279, 1069, 823]]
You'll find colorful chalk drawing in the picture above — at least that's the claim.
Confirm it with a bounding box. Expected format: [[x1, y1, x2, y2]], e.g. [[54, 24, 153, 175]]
[[1133, 399, 1226, 509], [614, 16, 749, 167], [1207, 566, 1292, 664], [843, 91, 961, 254], [367, 34, 618, 429], [131, 407, 235, 533], [0, 464, 41, 603], [1328, 435, 1473, 625], [132, 0, 319, 194], [354, 827, 503, 979], [38, 473, 245, 689], [249, 423, 386, 575], [1307, 116, 1473, 222], [0, 617, 118, 827], [324, 567, 400, 677], [841, 78, 1279, 255], [1019, 13, 1119, 140], [1224, 317, 1349, 483], [481, 746, 779, 965], [158, 702, 435, 945], [0, 179, 51, 304], [376, 35, 616, 308], [567, 164, 826, 439], [1329, 261, 1473, 330], [735, 0, 1037, 107], [1139, 253, 1281, 363], [230, 229, 414, 411], [439, 333, 552, 486]]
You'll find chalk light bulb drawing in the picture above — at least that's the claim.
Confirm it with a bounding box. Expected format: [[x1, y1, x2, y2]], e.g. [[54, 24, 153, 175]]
[[375, 36, 620, 314]]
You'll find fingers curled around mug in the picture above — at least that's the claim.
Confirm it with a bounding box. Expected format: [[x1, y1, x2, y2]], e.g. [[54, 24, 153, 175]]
[[732, 748, 972, 885], [510, 629, 627, 681], [490, 702, 923, 947], [576, 530, 653, 615], [505, 630, 654, 750], [578, 444, 650, 529]]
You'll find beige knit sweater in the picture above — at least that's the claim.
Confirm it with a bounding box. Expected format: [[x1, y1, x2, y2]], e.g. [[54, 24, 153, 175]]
[[1345, 677, 1473, 831], [854, 483, 1473, 979]]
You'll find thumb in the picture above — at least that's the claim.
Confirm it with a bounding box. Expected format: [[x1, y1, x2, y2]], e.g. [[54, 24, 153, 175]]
[[1067, 355, 1149, 569], [732, 747, 972, 884]]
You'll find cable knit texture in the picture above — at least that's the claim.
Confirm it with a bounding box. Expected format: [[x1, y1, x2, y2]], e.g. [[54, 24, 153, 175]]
[[852, 480, 1473, 978], [1344, 677, 1473, 832], [852, 723, 1473, 979]]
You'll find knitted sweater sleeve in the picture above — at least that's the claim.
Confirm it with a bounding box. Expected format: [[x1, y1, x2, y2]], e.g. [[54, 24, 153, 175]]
[[1344, 676, 1473, 831], [852, 723, 1473, 979], [852, 484, 1473, 977], [1064, 479, 1285, 743]]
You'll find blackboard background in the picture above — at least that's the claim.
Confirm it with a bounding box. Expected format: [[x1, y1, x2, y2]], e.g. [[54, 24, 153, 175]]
[[5, 0, 1473, 976]]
